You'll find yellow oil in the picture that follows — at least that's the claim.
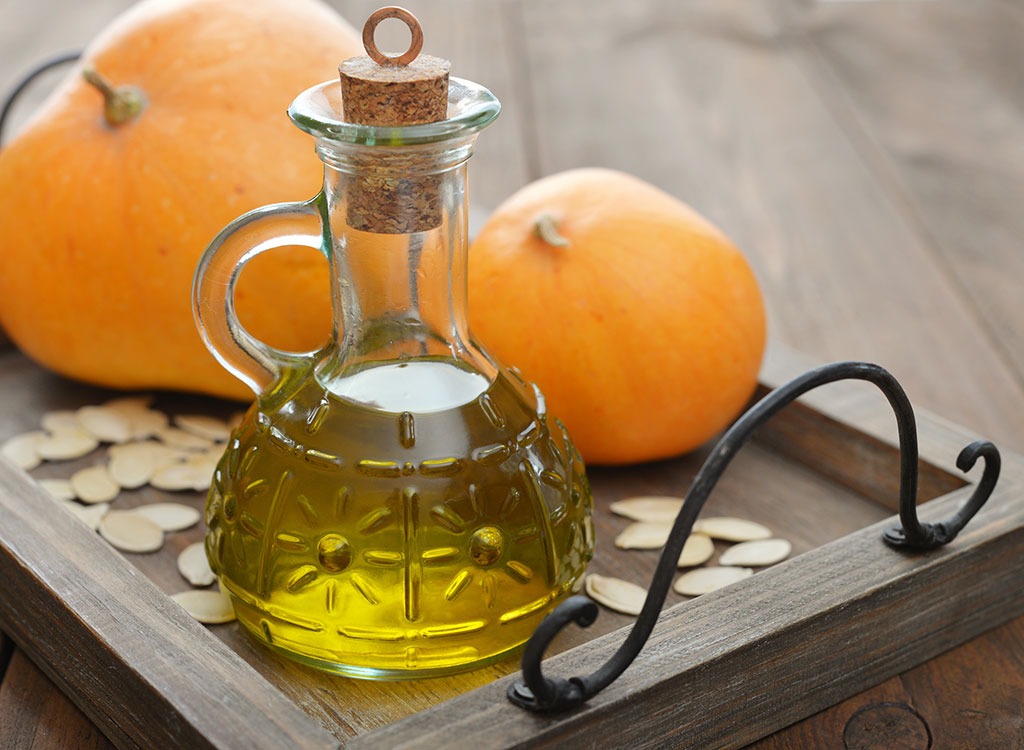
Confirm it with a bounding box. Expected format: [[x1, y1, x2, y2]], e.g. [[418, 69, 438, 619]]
[[205, 358, 594, 679]]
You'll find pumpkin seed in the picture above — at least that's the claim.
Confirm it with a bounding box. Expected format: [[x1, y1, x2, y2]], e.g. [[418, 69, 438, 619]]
[[132, 502, 201, 532], [77, 405, 133, 444], [677, 533, 715, 567], [61, 500, 109, 530], [1, 431, 45, 470], [175, 414, 231, 442], [585, 574, 647, 616], [609, 496, 684, 523], [129, 409, 170, 440], [103, 395, 154, 413], [614, 520, 673, 550], [98, 510, 164, 553], [719, 538, 792, 567], [177, 541, 216, 587], [70, 465, 120, 504], [674, 566, 753, 597], [108, 440, 184, 488], [40, 410, 83, 433], [171, 588, 235, 624], [38, 477, 76, 501], [155, 426, 215, 451], [151, 462, 213, 492], [35, 429, 99, 461], [692, 517, 772, 543]]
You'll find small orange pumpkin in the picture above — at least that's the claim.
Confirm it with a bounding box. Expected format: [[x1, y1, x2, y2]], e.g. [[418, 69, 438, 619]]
[[0, 0, 362, 399], [468, 168, 767, 465]]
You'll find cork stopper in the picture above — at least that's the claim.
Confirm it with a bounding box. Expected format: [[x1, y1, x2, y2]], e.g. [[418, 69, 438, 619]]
[[338, 7, 451, 233], [339, 7, 451, 126]]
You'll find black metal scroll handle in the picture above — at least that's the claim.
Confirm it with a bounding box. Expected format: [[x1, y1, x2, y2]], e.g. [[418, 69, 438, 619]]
[[508, 361, 1001, 713]]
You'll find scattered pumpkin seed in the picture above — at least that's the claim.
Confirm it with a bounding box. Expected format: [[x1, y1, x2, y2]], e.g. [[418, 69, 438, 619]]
[[98, 510, 164, 553], [77, 405, 134, 444], [35, 429, 99, 461], [103, 395, 154, 413], [70, 465, 121, 504], [108, 440, 183, 488], [171, 588, 235, 624], [132, 502, 201, 532], [614, 520, 673, 550], [38, 477, 76, 501], [155, 426, 215, 451], [133, 410, 171, 440], [60, 500, 110, 530], [609, 496, 684, 523], [40, 410, 83, 433], [677, 533, 715, 568], [692, 517, 772, 543], [719, 538, 792, 567], [175, 414, 231, 442], [151, 462, 214, 492], [585, 574, 647, 616], [674, 566, 754, 597], [178, 541, 216, 587], [1, 431, 45, 470]]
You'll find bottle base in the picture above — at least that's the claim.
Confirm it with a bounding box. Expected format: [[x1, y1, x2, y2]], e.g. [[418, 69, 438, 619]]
[[236, 614, 527, 680]]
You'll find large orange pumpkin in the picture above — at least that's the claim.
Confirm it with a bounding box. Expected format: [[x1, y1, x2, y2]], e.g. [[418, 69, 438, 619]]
[[468, 168, 767, 465], [0, 0, 362, 399]]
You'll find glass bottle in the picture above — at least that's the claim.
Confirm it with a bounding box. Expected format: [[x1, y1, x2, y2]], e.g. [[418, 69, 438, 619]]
[[192, 12, 593, 679]]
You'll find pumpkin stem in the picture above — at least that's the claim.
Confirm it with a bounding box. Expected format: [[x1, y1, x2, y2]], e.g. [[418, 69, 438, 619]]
[[82, 65, 146, 126], [534, 213, 571, 248]]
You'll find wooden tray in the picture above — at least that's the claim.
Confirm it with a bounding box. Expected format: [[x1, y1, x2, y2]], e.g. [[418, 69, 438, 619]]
[[0, 345, 1021, 749]]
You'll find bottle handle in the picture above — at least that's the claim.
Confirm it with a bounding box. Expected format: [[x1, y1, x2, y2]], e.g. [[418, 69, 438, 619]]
[[192, 198, 326, 395]]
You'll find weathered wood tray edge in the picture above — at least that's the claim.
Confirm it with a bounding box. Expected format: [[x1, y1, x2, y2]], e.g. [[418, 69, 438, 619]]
[[0, 346, 1020, 749]]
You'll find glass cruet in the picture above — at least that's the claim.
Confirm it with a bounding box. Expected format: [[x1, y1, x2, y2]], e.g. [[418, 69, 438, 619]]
[[192, 8, 594, 679]]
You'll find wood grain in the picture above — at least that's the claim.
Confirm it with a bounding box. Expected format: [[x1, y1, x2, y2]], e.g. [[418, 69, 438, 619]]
[[796, 0, 1024, 383], [0, 651, 115, 750]]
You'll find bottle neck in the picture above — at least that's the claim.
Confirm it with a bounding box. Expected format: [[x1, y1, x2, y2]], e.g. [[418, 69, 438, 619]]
[[316, 138, 496, 398]]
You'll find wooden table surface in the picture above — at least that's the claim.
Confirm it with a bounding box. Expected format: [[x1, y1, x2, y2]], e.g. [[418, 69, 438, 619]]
[[1, 0, 1022, 747]]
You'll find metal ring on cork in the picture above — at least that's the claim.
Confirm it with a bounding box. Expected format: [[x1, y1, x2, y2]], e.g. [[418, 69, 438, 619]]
[[362, 6, 424, 67]]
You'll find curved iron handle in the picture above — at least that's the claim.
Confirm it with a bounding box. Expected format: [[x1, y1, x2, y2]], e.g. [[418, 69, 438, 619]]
[[508, 361, 1001, 713]]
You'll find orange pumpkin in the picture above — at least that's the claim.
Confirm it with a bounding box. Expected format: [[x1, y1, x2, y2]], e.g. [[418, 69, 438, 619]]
[[0, 0, 362, 399], [468, 168, 767, 465]]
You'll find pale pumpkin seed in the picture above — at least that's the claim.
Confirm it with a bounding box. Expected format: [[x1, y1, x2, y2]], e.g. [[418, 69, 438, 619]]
[[155, 426, 215, 451], [132, 502, 201, 532], [692, 517, 772, 543], [61, 500, 109, 530], [171, 588, 235, 624], [177, 541, 216, 587], [131, 410, 171, 440], [70, 465, 120, 504], [98, 510, 164, 553], [151, 462, 213, 492], [609, 496, 684, 523], [35, 429, 99, 461], [1, 431, 45, 470], [40, 410, 83, 433], [77, 405, 133, 444], [719, 538, 792, 567], [674, 566, 753, 597], [677, 533, 715, 568], [103, 395, 154, 413], [38, 477, 76, 501], [585, 574, 647, 616], [175, 414, 231, 442], [108, 440, 183, 488], [614, 520, 673, 550]]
